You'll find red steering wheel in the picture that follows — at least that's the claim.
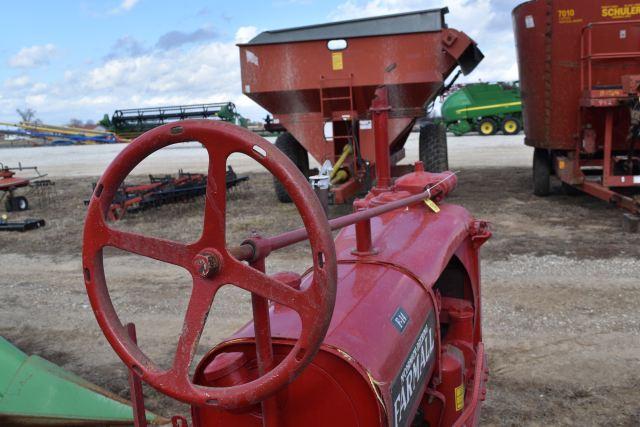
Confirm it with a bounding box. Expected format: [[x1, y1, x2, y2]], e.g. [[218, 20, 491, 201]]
[[82, 120, 337, 409]]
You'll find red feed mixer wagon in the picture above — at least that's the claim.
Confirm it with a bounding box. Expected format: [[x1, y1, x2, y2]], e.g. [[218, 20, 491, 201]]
[[514, 0, 640, 222], [238, 9, 483, 204]]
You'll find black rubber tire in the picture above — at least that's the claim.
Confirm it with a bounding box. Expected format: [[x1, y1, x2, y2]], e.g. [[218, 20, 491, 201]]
[[419, 122, 449, 173], [273, 132, 309, 203], [533, 148, 552, 197], [478, 118, 498, 136], [5, 196, 28, 212], [502, 117, 522, 135]]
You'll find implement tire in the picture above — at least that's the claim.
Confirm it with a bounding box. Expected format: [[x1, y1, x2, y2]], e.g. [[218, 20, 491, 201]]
[[5, 196, 29, 212], [419, 122, 449, 173], [502, 117, 522, 135], [273, 132, 310, 203], [533, 148, 551, 197], [478, 118, 498, 136]]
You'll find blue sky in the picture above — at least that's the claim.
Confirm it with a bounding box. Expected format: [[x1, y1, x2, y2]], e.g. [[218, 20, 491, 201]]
[[0, 0, 518, 124]]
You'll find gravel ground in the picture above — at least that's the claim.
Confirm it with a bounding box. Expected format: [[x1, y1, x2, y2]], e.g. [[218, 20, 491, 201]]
[[0, 133, 530, 177], [1, 135, 639, 425]]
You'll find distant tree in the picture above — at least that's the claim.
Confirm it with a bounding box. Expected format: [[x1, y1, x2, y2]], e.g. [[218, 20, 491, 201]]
[[68, 118, 84, 128], [16, 108, 37, 123], [98, 114, 113, 130], [84, 119, 95, 127]]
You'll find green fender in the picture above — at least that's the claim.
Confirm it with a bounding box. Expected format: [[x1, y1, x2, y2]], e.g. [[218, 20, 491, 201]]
[[0, 336, 166, 425]]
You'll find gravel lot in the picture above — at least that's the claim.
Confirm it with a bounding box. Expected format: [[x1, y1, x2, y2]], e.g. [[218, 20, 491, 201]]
[[1, 134, 639, 425]]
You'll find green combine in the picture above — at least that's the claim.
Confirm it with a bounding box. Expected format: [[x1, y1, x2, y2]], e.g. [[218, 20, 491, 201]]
[[441, 82, 522, 136]]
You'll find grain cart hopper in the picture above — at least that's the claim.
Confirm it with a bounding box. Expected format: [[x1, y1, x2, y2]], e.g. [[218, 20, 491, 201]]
[[238, 9, 483, 203], [514, 0, 640, 221], [82, 115, 491, 425]]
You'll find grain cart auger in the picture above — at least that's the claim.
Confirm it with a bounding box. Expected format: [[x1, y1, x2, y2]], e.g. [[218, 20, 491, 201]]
[[514, 0, 640, 227], [238, 8, 483, 204], [83, 114, 490, 426]]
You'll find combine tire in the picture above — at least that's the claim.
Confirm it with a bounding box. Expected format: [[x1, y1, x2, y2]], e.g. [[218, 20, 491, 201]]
[[273, 132, 309, 203], [502, 117, 521, 135], [5, 196, 29, 212], [533, 148, 551, 196], [478, 118, 498, 136], [419, 122, 449, 172]]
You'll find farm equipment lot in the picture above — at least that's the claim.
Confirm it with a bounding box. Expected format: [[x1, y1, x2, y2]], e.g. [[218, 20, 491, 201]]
[[1, 135, 639, 424]]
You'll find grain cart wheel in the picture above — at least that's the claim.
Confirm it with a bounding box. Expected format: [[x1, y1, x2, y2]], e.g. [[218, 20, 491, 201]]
[[83, 120, 337, 409], [419, 122, 449, 172], [273, 132, 309, 203], [533, 148, 552, 196], [502, 117, 521, 135], [478, 118, 498, 136]]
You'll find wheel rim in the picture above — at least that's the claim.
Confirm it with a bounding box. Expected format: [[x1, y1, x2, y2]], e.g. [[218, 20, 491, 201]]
[[480, 122, 494, 135], [504, 120, 518, 133]]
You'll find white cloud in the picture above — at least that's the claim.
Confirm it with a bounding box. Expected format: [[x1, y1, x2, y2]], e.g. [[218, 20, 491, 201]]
[[0, 38, 267, 123], [3, 75, 31, 89], [8, 44, 57, 68], [235, 26, 259, 44], [110, 0, 140, 14]]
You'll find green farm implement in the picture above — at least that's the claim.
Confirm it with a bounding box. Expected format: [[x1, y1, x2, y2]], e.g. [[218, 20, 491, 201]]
[[441, 82, 522, 136]]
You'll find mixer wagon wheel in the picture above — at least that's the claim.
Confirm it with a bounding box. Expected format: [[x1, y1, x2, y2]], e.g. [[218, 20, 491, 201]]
[[83, 120, 337, 409], [419, 122, 449, 173], [502, 117, 522, 135], [273, 132, 310, 203], [478, 118, 498, 136], [533, 148, 551, 196]]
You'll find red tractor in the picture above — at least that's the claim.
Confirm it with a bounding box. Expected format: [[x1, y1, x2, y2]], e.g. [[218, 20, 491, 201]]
[[83, 87, 490, 425]]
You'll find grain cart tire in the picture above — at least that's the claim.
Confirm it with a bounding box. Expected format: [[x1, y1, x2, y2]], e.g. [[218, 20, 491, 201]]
[[502, 117, 522, 135], [479, 118, 498, 136], [273, 132, 309, 203], [533, 148, 551, 196], [419, 122, 449, 173]]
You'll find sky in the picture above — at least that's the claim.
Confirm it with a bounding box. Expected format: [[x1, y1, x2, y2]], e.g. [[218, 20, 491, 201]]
[[0, 0, 519, 125]]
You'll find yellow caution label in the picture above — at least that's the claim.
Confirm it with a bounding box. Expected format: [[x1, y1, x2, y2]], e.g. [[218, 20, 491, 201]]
[[424, 199, 440, 213], [455, 384, 465, 411], [332, 52, 343, 70]]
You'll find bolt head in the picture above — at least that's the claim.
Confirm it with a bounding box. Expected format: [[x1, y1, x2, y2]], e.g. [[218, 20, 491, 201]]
[[193, 252, 220, 278]]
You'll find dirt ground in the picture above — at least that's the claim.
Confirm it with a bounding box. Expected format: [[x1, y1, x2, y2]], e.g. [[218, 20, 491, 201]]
[[1, 158, 639, 424]]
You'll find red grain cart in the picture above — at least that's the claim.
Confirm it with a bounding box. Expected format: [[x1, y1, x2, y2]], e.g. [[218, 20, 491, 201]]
[[514, 0, 640, 222], [238, 9, 483, 203]]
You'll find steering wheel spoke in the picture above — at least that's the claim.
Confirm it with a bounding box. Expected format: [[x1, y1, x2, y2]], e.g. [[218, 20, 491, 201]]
[[230, 260, 312, 313], [200, 145, 230, 248], [105, 227, 194, 270], [172, 277, 221, 379]]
